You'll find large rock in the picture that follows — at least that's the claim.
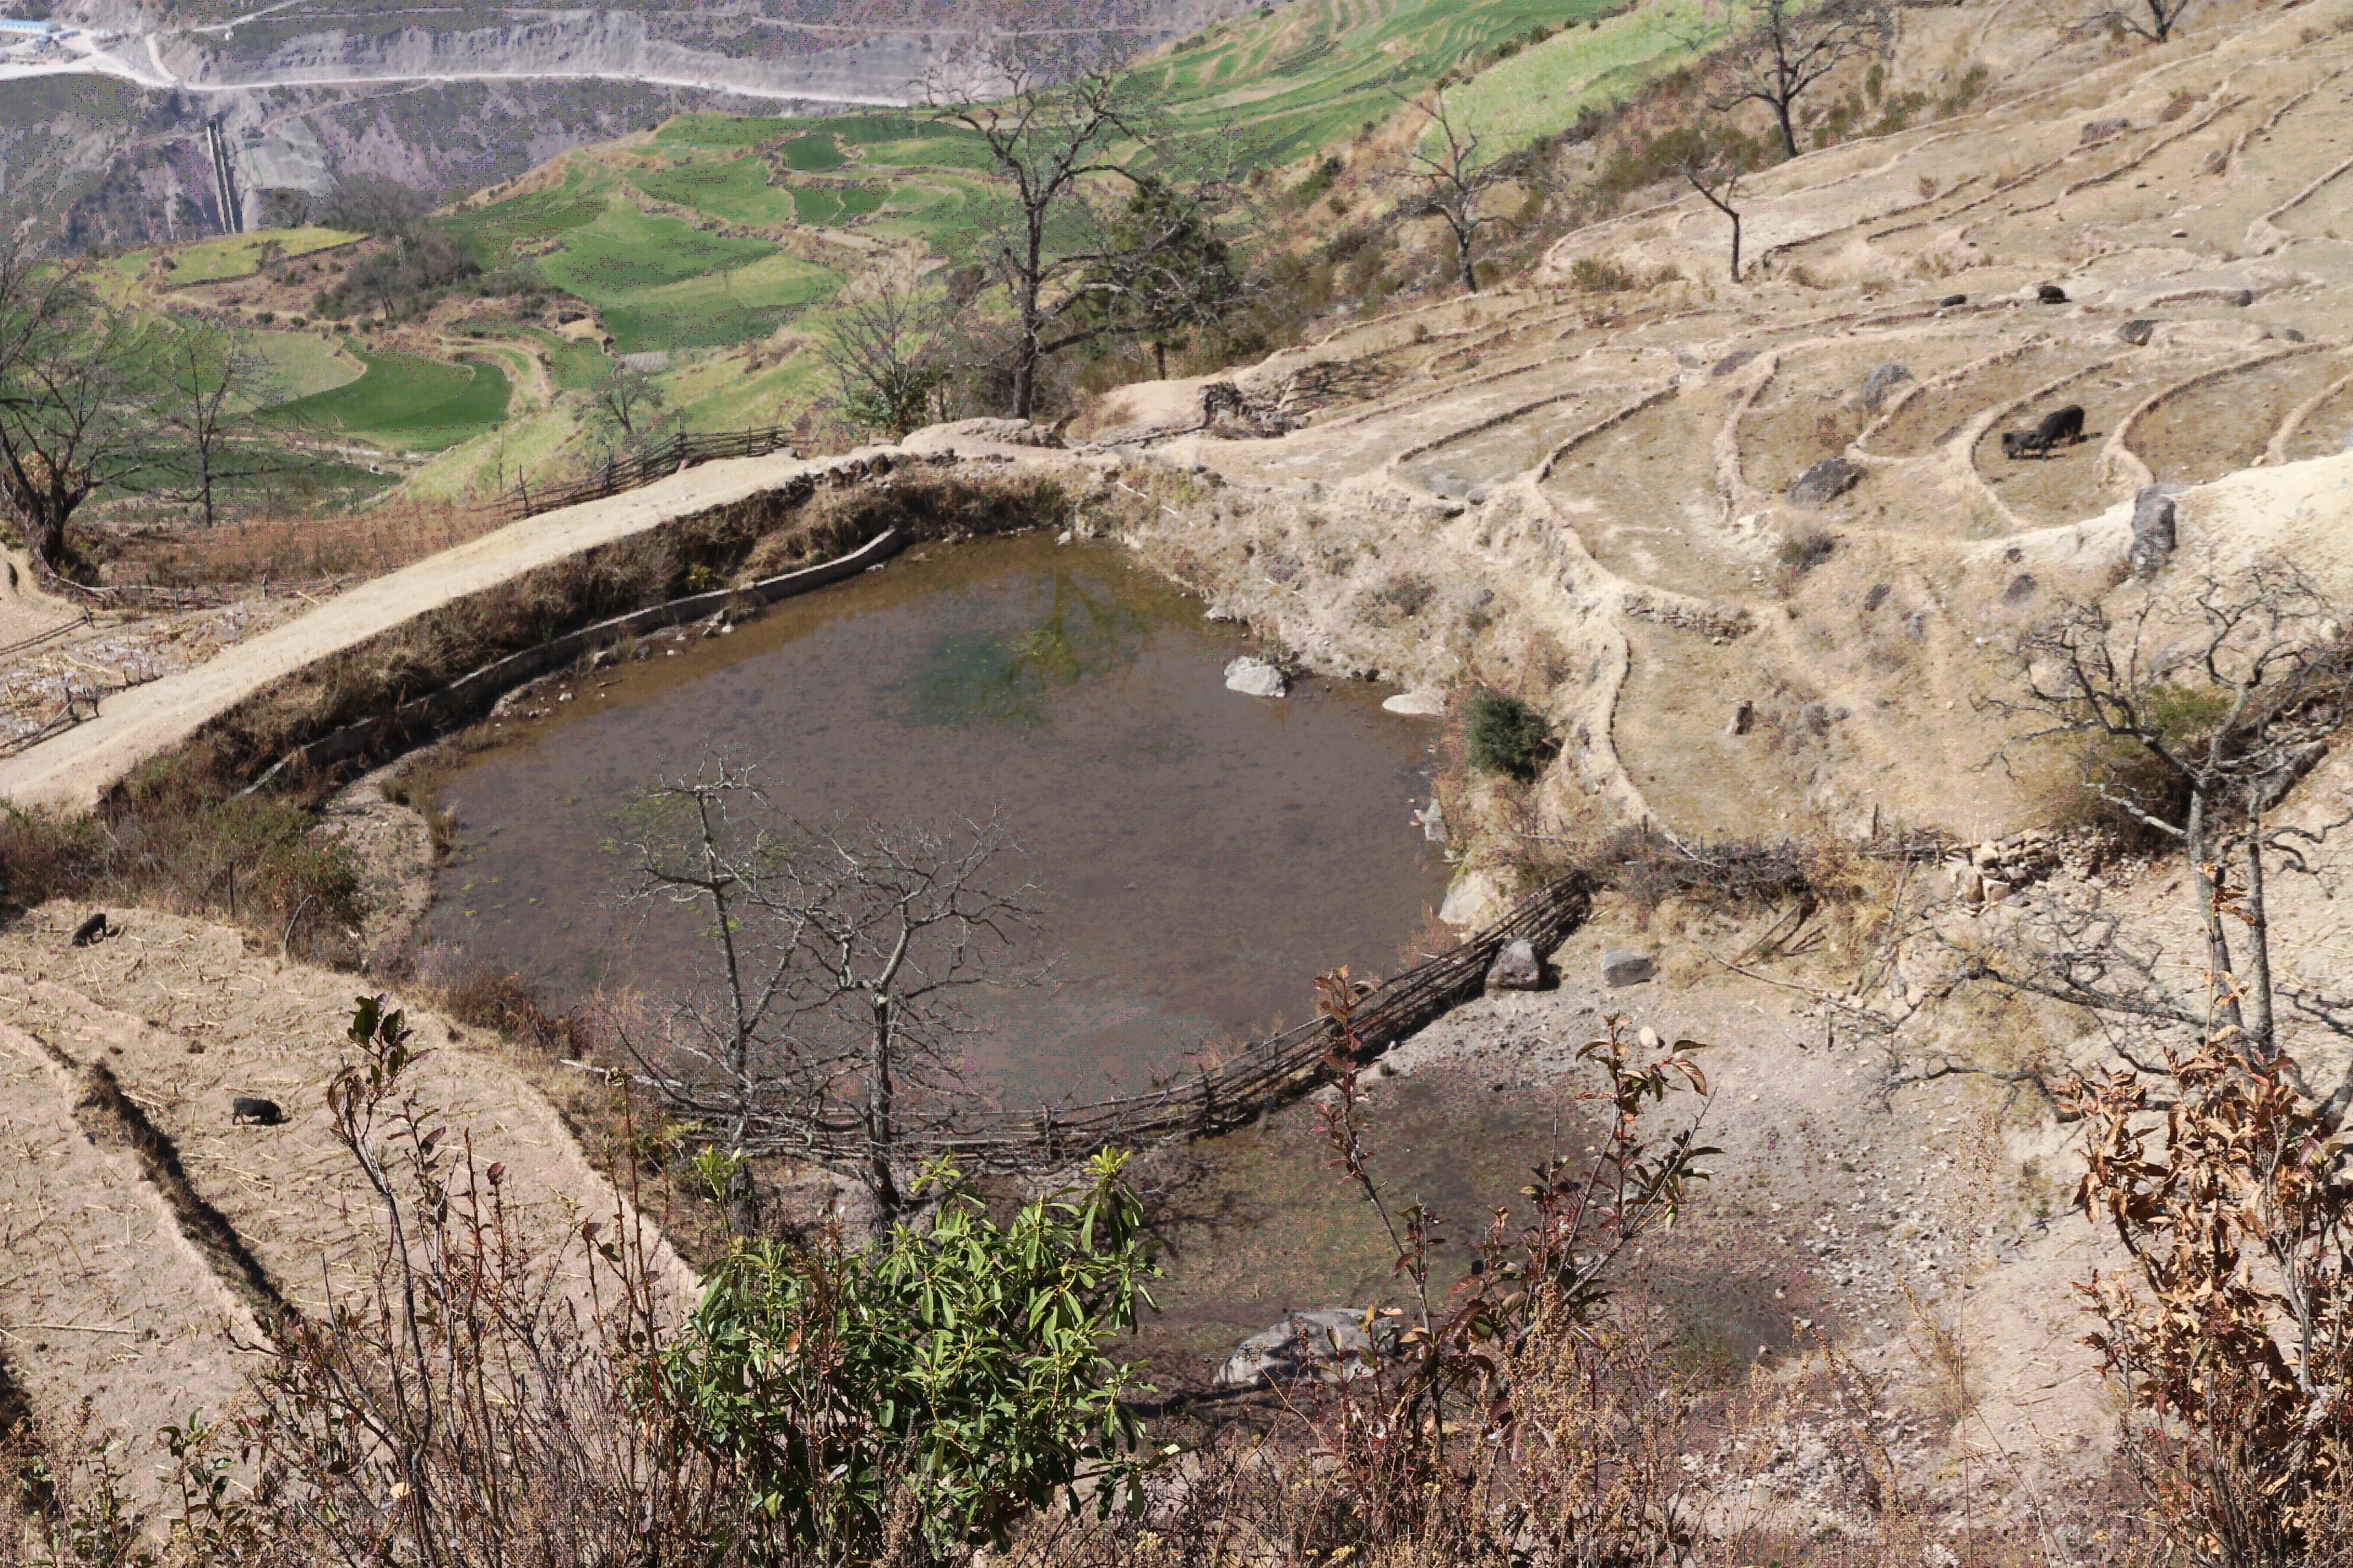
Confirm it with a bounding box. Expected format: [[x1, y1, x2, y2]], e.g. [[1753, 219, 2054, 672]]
[[1602, 948, 1655, 987], [1214, 1307, 1387, 1388], [1382, 689, 1445, 717], [1223, 656, 1289, 698], [1486, 937, 1543, 991], [1787, 457, 1865, 508], [2129, 484, 2180, 580], [1851, 363, 1912, 412]]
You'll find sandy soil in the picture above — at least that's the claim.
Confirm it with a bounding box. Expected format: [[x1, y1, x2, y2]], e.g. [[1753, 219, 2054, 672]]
[[0, 903, 698, 1505]]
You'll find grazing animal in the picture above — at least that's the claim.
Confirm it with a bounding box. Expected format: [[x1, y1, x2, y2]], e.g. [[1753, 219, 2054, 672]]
[[70, 910, 111, 947], [2038, 283, 2070, 304], [2001, 404, 2086, 459], [230, 1096, 285, 1126]]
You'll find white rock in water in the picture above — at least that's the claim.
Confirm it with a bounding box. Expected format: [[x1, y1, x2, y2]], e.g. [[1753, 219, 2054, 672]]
[[1382, 689, 1445, 717], [1224, 656, 1289, 698]]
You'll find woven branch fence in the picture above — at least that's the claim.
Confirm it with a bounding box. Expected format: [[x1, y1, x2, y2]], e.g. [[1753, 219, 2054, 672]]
[[739, 872, 1595, 1176], [498, 426, 798, 521]]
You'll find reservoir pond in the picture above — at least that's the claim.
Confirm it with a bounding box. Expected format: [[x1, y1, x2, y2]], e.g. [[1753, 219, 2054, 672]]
[[423, 534, 1449, 1102]]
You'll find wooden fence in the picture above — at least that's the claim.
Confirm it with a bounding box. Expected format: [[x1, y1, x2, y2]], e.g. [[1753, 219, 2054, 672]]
[[736, 872, 1596, 1175], [497, 426, 799, 520]]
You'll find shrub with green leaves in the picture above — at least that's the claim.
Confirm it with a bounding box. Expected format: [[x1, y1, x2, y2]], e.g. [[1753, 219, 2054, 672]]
[[1464, 688, 1553, 781], [658, 1149, 1162, 1560]]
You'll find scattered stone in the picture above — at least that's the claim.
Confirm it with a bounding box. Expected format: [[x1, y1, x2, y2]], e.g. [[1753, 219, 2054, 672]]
[[1864, 582, 1892, 612], [2080, 116, 2131, 143], [1223, 656, 1289, 698], [1487, 938, 1544, 991], [2002, 573, 2038, 604], [2279, 327, 2308, 342], [1637, 1026, 1661, 1049], [1602, 948, 1655, 987], [1728, 697, 1756, 736], [2117, 318, 2157, 346], [1413, 800, 1446, 843], [1465, 484, 1491, 504], [1382, 689, 1445, 717], [1851, 363, 1913, 412], [2128, 484, 2180, 580], [1787, 455, 1865, 508], [2037, 283, 2070, 304], [1982, 878, 2014, 902], [1938, 293, 1968, 307], [1959, 867, 1986, 905], [1215, 1308, 1388, 1388], [1712, 347, 1760, 378], [1800, 700, 1835, 733], [1055, 529, 1075, 544], [2225, 287, 2255, 306]]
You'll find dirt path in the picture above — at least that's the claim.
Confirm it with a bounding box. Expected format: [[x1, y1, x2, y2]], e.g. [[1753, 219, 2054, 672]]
[[0, 447, 900, 811]]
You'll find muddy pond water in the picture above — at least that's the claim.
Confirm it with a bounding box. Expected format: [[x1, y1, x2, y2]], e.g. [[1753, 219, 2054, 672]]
[[423, 534, 1450, 1102]]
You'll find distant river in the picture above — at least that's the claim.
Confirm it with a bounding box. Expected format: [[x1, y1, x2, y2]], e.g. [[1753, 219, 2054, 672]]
[[421, 533, 1449, 1102]]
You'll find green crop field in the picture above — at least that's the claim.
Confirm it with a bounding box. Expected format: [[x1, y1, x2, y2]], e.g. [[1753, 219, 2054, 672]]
[[589, 252, 841, 354], [631, 157, 805, 226], [243, 329, 365, 407], [434, 168, 617, 268], [265, 346, 513, 450], [531, 206, 779, 296], [1125, 0, 1704, 162]]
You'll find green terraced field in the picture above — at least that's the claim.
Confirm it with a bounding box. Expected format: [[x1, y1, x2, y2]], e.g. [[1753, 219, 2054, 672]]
[[1128, 0, 1707, 162], [631, 157, 804, 226], [435, 169, 617, 268], [516, 328, 614, 392], [531, 206, 778, 296], [243, 329, 364, 407], [589, 253, 841, 354], [108, 226, 362, 289], [265, 346, 513, 450]]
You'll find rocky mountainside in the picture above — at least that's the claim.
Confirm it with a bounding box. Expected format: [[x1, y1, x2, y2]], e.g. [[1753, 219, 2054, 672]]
[[1, 0, 1244, 246]]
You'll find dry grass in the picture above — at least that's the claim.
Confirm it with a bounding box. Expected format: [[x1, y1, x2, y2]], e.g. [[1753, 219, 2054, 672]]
[[95, 501, 513, 591]]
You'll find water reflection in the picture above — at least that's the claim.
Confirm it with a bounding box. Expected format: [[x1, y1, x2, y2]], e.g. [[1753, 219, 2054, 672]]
[[901, 567, 1149, 728], [423, 535, 1448, 1100]]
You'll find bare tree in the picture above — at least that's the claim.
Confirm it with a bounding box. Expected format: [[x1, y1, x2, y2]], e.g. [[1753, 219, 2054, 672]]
[[1873, 564, 2353, 1119], [1394, 89, 1511, 296], [0, 238, 164, 570], [610, 759, 1042, 1218], [151, 318, 272, 528], [1711, 0, 1896, 162], [1669, 125, 1765, 284], [926, 38, 1243, 420], [818, 279, 949, 438], [2084, 0, 2198, 44]]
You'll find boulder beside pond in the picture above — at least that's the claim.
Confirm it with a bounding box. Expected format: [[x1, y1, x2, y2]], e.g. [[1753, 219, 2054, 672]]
[[1486, 937, 1544, 991], [1214, 1307, 1389, 1388], [1224, 656, 1289, 698]]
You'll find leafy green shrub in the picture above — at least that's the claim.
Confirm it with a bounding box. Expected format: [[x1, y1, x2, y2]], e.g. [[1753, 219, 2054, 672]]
[[660, 1149, 1161, 1558], [1464, 688, 1553, 781]]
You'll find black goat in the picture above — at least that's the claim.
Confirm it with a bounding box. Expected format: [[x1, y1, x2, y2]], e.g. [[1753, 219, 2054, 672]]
[[2000, 404, 2086, 459], [231, 1096, 286, 1126]]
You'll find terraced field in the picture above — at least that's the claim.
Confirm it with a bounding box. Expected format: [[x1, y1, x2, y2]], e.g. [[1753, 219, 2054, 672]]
[[266, 346, 513, 450]]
